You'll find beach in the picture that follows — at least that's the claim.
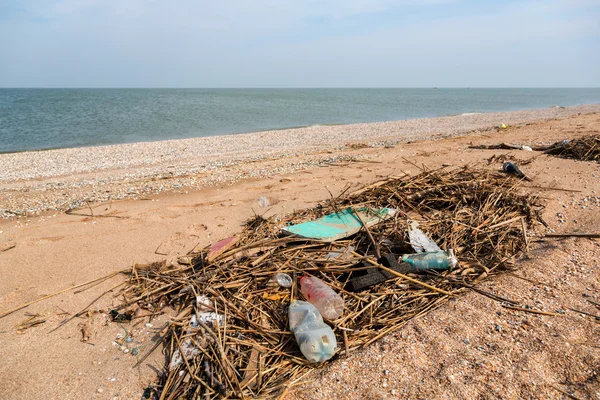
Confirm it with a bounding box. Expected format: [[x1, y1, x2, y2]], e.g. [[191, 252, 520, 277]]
[[1, 104, 599, 219], [1, 106, 599, 399]]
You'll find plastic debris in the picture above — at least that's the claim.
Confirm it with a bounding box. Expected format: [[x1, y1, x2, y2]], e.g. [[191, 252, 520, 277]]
[[258, 196, 270, 208], [401, 249, 457, 270], [169, 315, 202, 370], [288, 301, 337, 362], [109, 309, 133, 322], [282, 207, 396, 242], [323, 246, 355, 260], [299, 276, 344, 320], [272, 272, 292, 287], [502, 162, 530, 180], [206, 236, 239, 262], [195, 296, 224, 324], [408, 220, 441, 253], [521, 145, 533, 151], [262, 293, 283, 301]]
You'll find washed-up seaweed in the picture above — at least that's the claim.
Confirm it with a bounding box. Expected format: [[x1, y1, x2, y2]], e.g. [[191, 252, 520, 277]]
[[543, 135, 600, 162], [119, 166, 544, 399]]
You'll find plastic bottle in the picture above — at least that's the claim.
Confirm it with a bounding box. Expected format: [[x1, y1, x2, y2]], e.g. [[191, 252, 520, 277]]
[[299, 276, 344, 320], [288, 300, 337, 363], [502, 162, 525, 178], [401, 249, 457, 271]]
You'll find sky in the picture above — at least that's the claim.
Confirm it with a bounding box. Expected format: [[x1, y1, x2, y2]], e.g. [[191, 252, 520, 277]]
[[0, 0, 599, 88]]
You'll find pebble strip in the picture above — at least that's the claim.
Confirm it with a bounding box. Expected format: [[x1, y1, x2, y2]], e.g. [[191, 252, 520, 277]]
[[1, 104, 598, 218]]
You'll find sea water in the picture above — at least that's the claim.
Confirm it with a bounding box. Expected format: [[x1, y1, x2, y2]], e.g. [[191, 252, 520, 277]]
[[1, 88, 599, 153]]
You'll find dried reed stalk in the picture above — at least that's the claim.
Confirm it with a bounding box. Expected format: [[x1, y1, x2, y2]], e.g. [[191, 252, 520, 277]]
[[119, 166, 544, 399]]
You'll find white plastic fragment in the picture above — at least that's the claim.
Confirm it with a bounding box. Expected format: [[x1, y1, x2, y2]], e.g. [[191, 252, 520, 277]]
[[408, 220, 441, 253], [258, 196, 270, 208], [272, 273, 292, 287], [323, 246, 355, 260], [195, 296, 224, 324], [168, 315, 203, 370]]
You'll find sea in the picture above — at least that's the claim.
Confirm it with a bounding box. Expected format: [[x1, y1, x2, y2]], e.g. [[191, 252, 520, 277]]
[[1, 88, 599, 153]]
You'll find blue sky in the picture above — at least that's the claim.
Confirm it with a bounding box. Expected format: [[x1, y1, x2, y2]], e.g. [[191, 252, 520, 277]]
[[0, 0, 598, 87]]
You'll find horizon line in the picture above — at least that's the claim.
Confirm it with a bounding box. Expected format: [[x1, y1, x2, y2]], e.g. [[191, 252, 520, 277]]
[[1, 86, 600, 90]]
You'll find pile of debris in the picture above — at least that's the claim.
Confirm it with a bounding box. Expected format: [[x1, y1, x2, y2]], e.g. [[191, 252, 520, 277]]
[[469, 134, 600, 163], [120, 166, 544, 399], [543, 135, 600, 163]]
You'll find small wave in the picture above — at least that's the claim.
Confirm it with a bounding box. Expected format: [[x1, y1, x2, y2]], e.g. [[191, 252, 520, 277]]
[[461, 112, 482, 116]]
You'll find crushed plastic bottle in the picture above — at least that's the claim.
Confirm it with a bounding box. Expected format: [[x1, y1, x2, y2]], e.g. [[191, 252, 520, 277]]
[[299, 276, 344, 320], [288, 300, 337, 362], [272, 272, 292, 288], [401, 249, 458, 271]]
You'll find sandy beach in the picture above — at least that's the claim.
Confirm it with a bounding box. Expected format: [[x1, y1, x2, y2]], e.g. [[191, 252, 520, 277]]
[[1, 106, 599, 399]]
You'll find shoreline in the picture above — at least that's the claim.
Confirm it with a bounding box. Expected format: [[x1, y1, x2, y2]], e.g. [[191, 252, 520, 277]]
[[1, 104, 599, 218]]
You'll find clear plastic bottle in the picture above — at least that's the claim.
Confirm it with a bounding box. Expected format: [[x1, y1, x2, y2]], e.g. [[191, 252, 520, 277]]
[[299, 276, 344, 320], [288, 300, 337, 363], [401, 249, 457, 270]]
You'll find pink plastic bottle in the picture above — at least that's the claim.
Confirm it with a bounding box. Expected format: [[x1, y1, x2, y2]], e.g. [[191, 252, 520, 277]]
[[299, 276, 344, 320]]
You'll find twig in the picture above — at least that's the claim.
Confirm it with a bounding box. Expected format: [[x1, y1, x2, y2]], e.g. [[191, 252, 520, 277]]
[[522, 185, 582, 193], [545, 233, 600, 239], [502, 305, 563, 317], [0, 270, 124, 319], [550, 385, 585, 400], [351, 207, 380, 259]]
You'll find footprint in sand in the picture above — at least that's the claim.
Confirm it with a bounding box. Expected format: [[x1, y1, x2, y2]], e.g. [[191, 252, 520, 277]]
[[155, 224, 209, 256]]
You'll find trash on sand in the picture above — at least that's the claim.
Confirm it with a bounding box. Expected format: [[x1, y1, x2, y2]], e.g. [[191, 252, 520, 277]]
[[109, 309, 133, 322], [262, 293, 284, 301], [271, 272, 292, 287], [502, 162, 531, 180], [288, 300, 337, 363], [195, 296, 224, 324], [323, 245, 355, 260], [114, 166, 544, 399], [299, 276, 344, 320], [501, 123, 507, 129], [206, 236, 239, 262], [408, 220, 441, 253], [544, 135, 599, 162], [521, 145, 533, 151], [401, 249, 457, 270], [282, 207, 396, 242], [258, 196, 270, 208], [169, 315, 203, 370], [346, 256, 410, 292], [346, 251, 457, 292]]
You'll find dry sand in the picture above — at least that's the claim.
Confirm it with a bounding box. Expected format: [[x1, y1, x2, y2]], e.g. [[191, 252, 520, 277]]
[[0, 106, 599, 399]]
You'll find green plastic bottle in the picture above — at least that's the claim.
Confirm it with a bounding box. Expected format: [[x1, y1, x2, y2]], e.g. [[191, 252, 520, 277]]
[[401, 249, 457, 271]]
